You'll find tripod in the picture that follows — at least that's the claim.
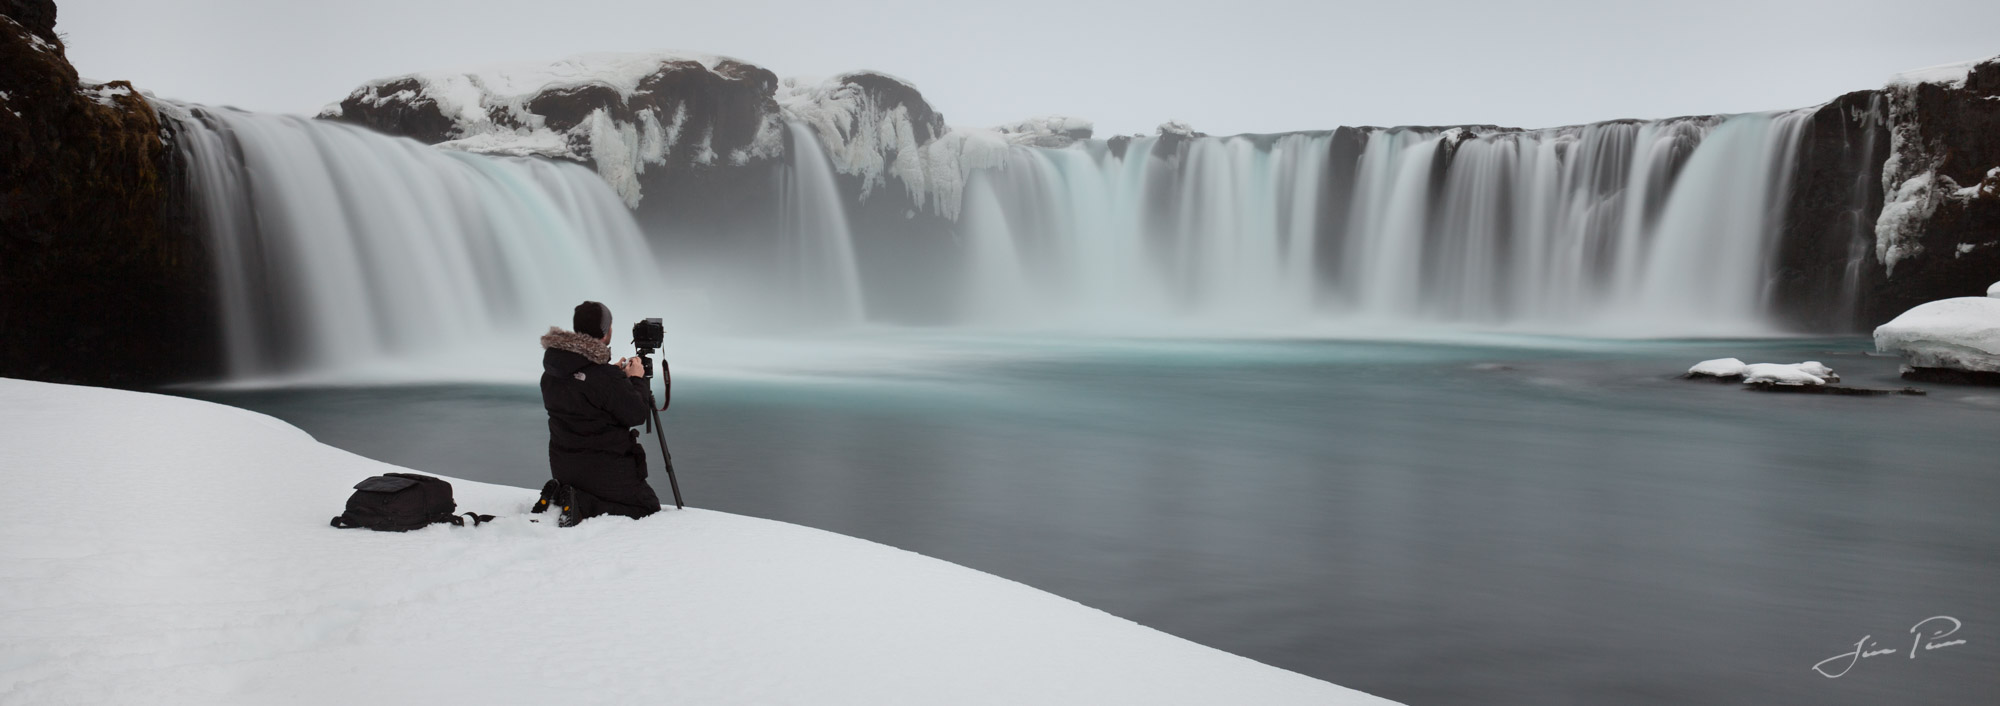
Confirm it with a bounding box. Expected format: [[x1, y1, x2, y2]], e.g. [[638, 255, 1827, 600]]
[[636, 352, 685, 509]]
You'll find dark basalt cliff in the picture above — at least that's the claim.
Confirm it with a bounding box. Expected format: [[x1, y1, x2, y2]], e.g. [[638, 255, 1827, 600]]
[[1857, 60, 2000, 326], [1770, 61, 2000, 331], [1, 0, 217, 386]]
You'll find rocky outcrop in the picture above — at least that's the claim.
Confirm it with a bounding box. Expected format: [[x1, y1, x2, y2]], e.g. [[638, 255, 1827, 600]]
[[1852, 59, 2000, 327], [1, 0, 217, 386], [321, 53, 788, 209]]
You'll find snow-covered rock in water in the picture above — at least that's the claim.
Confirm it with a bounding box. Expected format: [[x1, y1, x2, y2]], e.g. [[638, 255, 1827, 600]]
[[1686, 357, 1747, 378], [1874, 295, 2000, 373], [1684, 358, 1837, 383], [320, 52, 786, 207], [1742, 363, 1828, 386], [0, 378, 1393, 705]]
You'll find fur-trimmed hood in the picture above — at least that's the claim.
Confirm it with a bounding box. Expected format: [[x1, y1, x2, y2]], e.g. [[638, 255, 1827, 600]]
[[541, 327, 610, 365]]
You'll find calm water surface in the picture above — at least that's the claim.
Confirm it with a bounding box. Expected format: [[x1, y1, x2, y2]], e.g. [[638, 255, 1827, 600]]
[[175, 335, 2000, 705]]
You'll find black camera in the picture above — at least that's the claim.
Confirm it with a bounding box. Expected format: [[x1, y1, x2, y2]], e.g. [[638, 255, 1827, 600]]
[[631, 317, 665, 379], [632, 317, 664, 354]]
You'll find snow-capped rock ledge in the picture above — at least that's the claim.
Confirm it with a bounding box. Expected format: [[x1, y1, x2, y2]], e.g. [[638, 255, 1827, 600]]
[[0, 378, 1391, 705], [1874, 285, 2000, 374], [320, 52, 787, 208]]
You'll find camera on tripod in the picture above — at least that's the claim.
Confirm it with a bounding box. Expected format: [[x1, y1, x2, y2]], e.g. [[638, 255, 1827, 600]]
[[627, 316, 682, 509], [631, 317, 664, 378]]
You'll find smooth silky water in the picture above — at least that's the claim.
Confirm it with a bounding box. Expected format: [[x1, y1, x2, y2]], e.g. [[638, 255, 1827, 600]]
[[175, 333, 2000, 705], [157, 97, 1982, 703]]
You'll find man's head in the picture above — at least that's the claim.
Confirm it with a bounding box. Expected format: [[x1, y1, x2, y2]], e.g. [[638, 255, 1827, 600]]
[[575, 301, 613, 344]]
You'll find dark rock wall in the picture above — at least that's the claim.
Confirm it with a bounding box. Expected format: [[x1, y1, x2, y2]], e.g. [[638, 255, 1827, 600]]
[[1770, 91, 1889, 332], [1, 0, 217, 386], [1858, 60, 2000, 325]]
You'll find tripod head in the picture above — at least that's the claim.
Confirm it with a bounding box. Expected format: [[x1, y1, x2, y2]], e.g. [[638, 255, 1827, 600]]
[[631, 317, 664, 378]]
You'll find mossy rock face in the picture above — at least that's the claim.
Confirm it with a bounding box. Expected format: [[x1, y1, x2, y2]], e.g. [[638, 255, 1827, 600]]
[[2, 0, 220, 386]]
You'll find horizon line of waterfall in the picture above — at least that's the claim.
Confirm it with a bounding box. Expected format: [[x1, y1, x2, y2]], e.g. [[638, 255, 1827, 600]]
[[954, 110, 1815, 335], [162, 101, 664, 377]]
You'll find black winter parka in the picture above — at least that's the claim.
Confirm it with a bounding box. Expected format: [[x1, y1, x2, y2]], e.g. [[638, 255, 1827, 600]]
[[538, 328, 666, 512]]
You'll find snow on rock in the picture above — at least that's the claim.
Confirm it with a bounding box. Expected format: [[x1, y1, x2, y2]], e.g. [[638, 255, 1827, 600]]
[[321, 52, 786, 208], [1873, 57, 2000, 276], [993, 115, 1095, 147], [1889, 59, 1981, 88], [78, 80, 136, 109], [1742, 363, 1827, 386], [0, 378, 1392, 705], [1686, 357, 1747, 377], [1875, 295, 2000, 373], [434, 129, 571, 159], [1685, 358, 1839, 384], [1989, 280, 2000, 298], [1158, 120, 1197, 137]]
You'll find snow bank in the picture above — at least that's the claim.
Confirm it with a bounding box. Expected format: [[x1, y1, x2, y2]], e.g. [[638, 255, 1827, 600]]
[[1874, 294, 2000, 373], [0, 378, 1390, 705]]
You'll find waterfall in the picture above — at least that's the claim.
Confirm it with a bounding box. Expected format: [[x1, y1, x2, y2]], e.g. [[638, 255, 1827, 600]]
[[777, 122, 866, 324], [167, 103, 662, 378], [954, 111, 1814, 335], [165, 98, 1819, 377]]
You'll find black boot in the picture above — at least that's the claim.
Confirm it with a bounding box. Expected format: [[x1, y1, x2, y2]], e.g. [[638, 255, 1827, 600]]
[[558, 485, 604, 528], [531, 479, 562, 514]]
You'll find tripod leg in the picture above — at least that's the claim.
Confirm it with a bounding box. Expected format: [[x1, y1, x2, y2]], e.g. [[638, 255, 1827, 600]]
[[644, 389, 685, 509]]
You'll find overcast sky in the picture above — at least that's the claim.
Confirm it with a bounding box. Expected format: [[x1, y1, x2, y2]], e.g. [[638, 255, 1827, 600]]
[[54, 0, 2000, 137]]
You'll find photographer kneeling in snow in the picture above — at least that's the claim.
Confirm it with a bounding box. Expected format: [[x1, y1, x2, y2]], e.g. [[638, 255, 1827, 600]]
[[536, 301, 664, 526]]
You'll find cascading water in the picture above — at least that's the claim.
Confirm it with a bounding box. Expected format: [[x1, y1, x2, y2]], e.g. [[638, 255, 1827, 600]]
[[777, 122, 865, 324], [164, 95, 1818, 375], [165, 102, 663, 378], [952, 111, 1814, 335]]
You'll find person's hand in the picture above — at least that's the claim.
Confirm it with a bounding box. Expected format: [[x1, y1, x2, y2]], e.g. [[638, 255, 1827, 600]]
[[620, 357, 644, 378]]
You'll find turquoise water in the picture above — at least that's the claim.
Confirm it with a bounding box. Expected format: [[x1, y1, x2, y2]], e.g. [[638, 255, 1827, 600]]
[[177, 335, 2000, 704]]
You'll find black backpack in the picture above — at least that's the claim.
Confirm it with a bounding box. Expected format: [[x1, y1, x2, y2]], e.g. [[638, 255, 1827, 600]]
[[330, 472, 490, 531]]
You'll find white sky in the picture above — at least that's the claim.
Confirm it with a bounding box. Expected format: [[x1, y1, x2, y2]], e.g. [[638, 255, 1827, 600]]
[[54, 0, 2000, 137]]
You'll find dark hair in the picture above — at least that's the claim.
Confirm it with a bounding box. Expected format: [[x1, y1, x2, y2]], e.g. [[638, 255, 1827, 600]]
[[574, 301, 612, 339]]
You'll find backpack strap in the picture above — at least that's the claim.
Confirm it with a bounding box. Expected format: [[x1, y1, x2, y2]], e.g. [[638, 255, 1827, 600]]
[[440, 512, 497, 528], [330, 516, 361, 529]]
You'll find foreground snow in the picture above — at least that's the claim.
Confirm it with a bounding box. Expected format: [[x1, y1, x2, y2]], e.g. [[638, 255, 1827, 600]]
[[0, 378, 1390, 705], [1874, 288, 2000, 373]]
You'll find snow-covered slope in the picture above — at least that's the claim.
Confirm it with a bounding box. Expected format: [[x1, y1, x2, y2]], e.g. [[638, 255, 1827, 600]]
[[0, 378, 1392, 705]]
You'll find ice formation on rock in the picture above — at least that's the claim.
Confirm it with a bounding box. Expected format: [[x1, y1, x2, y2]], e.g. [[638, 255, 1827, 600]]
[[1873, 57, 2000, 276], [776, 73, 1022, 219]]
